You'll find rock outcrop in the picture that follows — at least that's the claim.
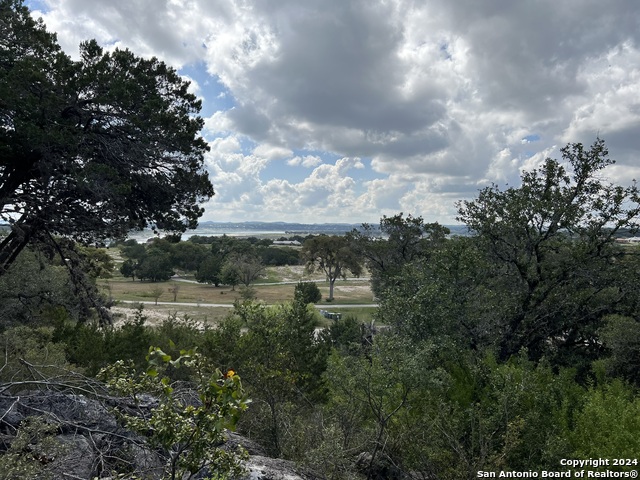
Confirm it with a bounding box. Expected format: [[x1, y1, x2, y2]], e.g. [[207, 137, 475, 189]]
[[0, 390, 323, 479]]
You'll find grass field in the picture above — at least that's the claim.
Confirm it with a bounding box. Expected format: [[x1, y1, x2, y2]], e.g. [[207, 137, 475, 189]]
[[100, 264, 377, 326]]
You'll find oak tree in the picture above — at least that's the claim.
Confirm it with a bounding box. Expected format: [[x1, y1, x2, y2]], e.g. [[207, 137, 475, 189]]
[[301, 235, 362, 301], [457, 139, 640, 366], [349, 213, 449, 298]]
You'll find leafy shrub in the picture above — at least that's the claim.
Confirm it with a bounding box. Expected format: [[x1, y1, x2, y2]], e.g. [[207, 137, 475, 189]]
[[294, 281, 322, 304], [0, 325, 71, 382], [99, 347, 250, 479], [570, 380, 640, 464]]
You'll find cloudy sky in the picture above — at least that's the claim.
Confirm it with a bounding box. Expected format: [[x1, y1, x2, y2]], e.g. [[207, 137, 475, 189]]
[[26, 0, 640, 224]]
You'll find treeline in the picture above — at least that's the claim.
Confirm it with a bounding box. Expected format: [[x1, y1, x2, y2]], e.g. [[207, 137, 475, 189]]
[[117, 235, 303, 285]]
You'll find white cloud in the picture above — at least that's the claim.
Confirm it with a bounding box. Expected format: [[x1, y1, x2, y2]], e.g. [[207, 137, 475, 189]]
[[180, 74, 201, 97], [252, 144, 293, 161], [27, 0, 640, 223], [287, 155, 323, 168]]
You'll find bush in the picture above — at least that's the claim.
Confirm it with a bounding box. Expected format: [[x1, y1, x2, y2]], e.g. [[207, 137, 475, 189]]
[[0, 325, 71, 382], [294, 281, 322, 304], [570, 380, 640, 463], [99, 348, 250, 479]]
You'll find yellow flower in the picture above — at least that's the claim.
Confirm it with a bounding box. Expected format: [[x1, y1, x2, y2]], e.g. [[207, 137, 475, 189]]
[[226, 369, 235, 378]]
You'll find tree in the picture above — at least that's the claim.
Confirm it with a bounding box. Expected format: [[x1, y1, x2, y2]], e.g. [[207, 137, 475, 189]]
[[597, 315, 640, 386], [260, 246, 301, 266], [301, 235, 362, 301], [324, 335, 421, 478], [229, 298, 329, 456], [0, 1, 213, 277], [220, 261, 241, 290], [378, 235, 504, 349], [223, 252, 266, 288], [195, 254, 222, 286], [349, 213, 449, 298], [137, 249, 174, 282], [119, 258, 137, 281], [120, 240, 147, 262], [0, 249, 81, 326], [151, 285, 164, 305], [457, 139, 640, 366], [76, 246, 115, 279], [171, 241, 208, 273], [168, 282, 180, 302]]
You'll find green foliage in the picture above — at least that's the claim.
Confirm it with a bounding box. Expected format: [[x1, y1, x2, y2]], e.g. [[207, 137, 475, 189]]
[[136, 248, 174, 282], [456, 139, 640, 366], [324, 315, 362, 355], [374, 140, 640, 377], [120, 241, 147, 262], [323, 335, 440, 478], [294, 281, 322, 304], [0, 416, 62, 480], [119, 258, 137, 281], [238, 285, 257, 300], [349, 213, 449, 298], [0, 324, 71, 382], [170, 241, 208, 273], [76, 246, 115, 278], [220, 260, 240, 290], [223, 252, 265, 287], [0, 250, 80, 326], [220, 299, 329, 456], [570, 380, 640, 463], [52, 307, 219, 378], [53, 306, 152, 375], [98, 347, 250, 480], [597, 314, 640, 386], [260, 246, 301, 266], [200, 316, 244, 371], [378, 236, 502, 349], [1, 0, 213, 275], [195, 253, 222, 285], [301, 235, 362, 301]]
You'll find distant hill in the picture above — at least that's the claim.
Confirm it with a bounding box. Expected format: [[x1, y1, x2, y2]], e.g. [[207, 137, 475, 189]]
[[1, 221, 472, 239], [195, 221, 472, 236], [197, 221, 362, 234]]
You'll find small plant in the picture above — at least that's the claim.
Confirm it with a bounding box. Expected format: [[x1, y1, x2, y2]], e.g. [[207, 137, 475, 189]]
[[239, 286, 257, 300], [99, 346, 250, 480]]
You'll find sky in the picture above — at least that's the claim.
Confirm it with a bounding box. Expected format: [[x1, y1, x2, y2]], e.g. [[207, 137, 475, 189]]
[[25, 0, 640, 225]]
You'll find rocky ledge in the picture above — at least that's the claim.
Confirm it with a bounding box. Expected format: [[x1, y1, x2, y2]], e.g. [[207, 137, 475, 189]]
[[0, 390, 323, 479]]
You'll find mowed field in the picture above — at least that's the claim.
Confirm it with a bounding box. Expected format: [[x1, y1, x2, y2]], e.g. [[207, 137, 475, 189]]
[[100, 264, 377, 327]]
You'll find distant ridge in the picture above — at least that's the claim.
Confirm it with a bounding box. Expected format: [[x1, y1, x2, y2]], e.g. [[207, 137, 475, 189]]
[[196, 220, 362, 233], [195, 221, 471, 236], [1, 221, 471, 239]]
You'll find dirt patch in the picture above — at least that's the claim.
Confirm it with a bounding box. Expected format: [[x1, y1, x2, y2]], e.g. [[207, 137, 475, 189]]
[[110, 306, 210, 329], [334, 285, 370, 293], [110, 306, 170, 327]]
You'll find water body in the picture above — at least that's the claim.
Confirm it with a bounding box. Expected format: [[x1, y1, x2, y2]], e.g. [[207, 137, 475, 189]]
[[126, 221, 364, 242]]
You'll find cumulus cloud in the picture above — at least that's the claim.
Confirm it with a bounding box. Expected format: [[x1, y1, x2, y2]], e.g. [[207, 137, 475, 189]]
[[28, 0, 640, 223], [252, 144, 293, 161], [287, 155, 323, 168]]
